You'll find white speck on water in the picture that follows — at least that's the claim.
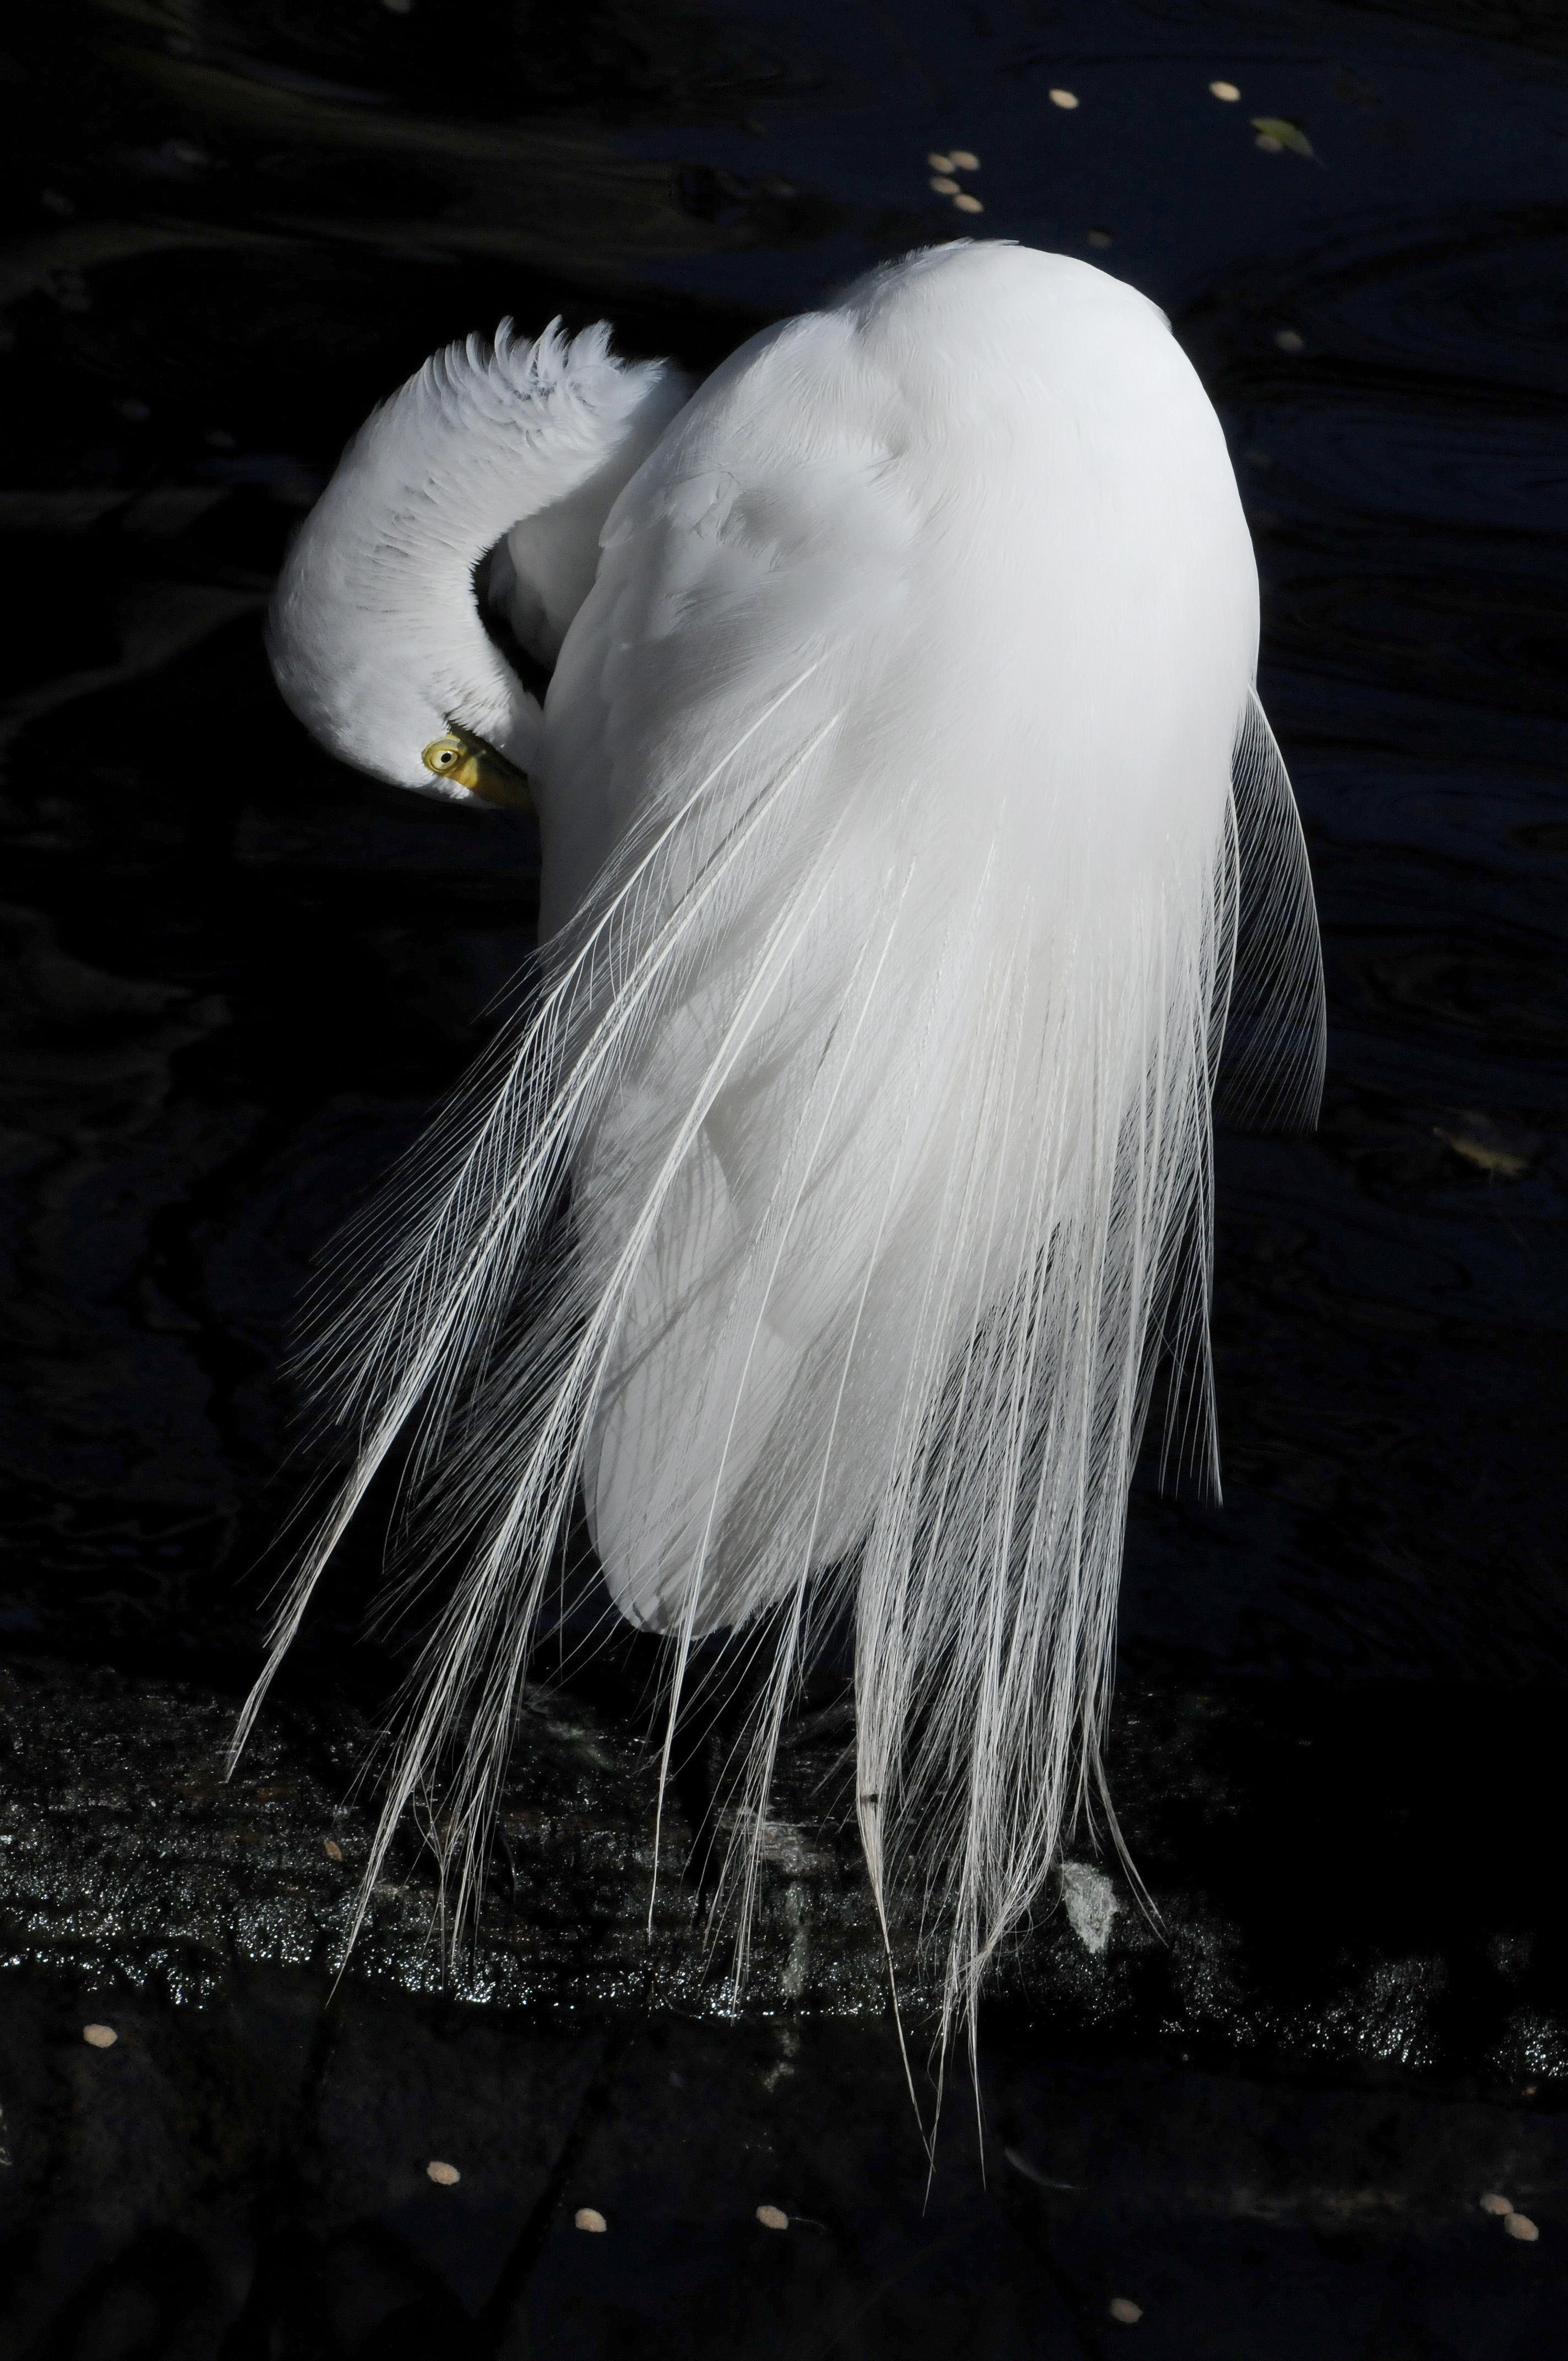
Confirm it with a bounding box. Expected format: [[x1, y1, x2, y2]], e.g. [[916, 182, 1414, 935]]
[[83, 2024, 117, 2048], [426, 2159, 460, 2185], [953, 193, 984, 214], [575, 2207, 607, 2233], [927, 153, 954, 171], [949, 149, 979, 170], [930, 176, 960, 194], [1210, 81, 1241, 102], [1049, 89, 1079, 109], [1059, 1860, 1119, 1954], [1109, 2297, 1144, 2324], [756, 2204, 790, 2230]]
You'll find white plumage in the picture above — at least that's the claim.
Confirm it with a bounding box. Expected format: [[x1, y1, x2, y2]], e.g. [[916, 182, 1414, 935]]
[[246, 243, 1323, 2052]]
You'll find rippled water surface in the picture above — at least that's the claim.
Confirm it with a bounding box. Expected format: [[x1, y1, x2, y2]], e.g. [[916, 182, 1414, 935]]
[[2, 2, 1566, 2351]]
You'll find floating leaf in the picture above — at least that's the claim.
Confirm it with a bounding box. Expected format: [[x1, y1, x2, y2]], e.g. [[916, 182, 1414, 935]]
[[1432, 1117, 1533, 1179], [1251, 116, 1315, 157]]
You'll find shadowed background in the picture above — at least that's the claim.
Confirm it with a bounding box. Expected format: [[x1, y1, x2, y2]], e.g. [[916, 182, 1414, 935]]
[[1, 1, 1565, 2353]]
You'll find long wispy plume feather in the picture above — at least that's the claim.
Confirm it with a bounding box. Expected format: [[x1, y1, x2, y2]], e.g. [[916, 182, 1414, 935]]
[[243, 243, 1324, 2069]]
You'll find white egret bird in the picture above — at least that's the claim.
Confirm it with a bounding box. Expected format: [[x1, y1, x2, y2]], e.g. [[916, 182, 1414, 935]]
[[243, 242, 1323, 2048]]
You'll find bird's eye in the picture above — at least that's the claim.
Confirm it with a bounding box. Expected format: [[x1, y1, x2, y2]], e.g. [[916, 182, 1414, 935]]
[[421, 734, 469, 780]]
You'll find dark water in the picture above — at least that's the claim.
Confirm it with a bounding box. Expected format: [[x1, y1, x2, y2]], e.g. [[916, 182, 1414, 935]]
[[2, 1, 1566, 2352]]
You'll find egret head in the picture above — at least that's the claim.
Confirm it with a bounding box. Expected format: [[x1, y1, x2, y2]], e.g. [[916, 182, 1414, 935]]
[[266, 318, 694, 817], [266, 423, 544, 815]]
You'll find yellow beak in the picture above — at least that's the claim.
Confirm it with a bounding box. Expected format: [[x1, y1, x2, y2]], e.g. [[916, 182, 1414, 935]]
[[420, 728, 534, 814]]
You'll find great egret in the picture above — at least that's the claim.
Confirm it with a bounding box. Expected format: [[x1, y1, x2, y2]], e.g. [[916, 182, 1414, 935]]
[[243, 242, 1323, 2052]]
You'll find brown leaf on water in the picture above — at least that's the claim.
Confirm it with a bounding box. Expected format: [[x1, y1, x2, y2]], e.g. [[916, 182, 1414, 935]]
[[1431, 1114, 1535, 1180]]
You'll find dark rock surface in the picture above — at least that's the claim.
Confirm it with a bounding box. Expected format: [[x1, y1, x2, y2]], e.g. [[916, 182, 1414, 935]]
[[5, 1649, 1568, 2083]]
